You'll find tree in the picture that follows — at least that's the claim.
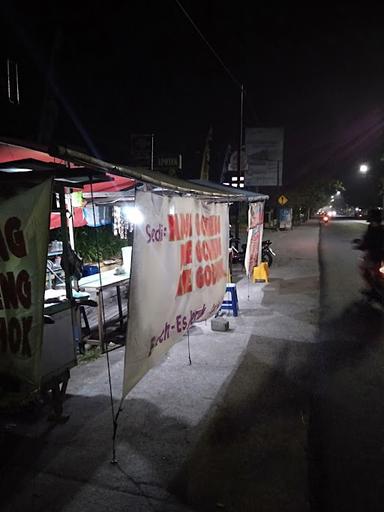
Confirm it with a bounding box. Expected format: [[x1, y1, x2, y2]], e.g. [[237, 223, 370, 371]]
[[286, 178, 346, 220]]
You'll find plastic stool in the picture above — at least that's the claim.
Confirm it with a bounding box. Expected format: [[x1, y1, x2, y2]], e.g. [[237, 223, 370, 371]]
[[220, 283, 239, 316], [252, 262, 269, 283]]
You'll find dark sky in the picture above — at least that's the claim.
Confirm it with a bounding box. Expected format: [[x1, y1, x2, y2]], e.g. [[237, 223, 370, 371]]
[[2, 1, 384, 203]]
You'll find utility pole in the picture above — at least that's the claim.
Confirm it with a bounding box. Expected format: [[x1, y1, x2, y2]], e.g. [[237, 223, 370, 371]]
[[235, 84, 244, 241], [150, 134, 155, 171]]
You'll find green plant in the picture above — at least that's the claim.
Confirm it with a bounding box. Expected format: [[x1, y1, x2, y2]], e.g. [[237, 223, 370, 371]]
[[74, 226, 127, 263]]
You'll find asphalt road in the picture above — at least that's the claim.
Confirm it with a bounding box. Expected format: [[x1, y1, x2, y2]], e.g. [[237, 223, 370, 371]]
[[310, 219, 384, 512]]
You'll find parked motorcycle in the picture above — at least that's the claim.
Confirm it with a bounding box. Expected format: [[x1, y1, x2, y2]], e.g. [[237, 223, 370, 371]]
[[262, 240, 275, 267], [230, 237, 276, 267]]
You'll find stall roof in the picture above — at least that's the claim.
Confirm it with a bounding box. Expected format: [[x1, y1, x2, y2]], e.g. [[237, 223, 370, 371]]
[[0, 157, 110, 186], [0, 140, 133, 190], [0, 140, 265, 202], [189, 179, 268, 202], [51, 145, 258, 202]]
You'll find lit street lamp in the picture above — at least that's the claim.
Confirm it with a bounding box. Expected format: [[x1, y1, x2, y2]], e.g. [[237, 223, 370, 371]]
[[359, 163, 369, 174]]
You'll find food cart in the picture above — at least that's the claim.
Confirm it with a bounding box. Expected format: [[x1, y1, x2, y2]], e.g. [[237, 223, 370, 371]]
[[0, 141, 125, 417]]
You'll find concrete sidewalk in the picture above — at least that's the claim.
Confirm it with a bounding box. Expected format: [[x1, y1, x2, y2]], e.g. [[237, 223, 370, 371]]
[[1, 221, 320, 512]]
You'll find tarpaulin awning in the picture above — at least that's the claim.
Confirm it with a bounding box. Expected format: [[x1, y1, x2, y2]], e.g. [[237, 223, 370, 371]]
[[49, 207, 87, 230], [82, 173, 136, 193], [51, 146, 255, 201], [0, 142, 66, 166], [189, 179, 269, 202]]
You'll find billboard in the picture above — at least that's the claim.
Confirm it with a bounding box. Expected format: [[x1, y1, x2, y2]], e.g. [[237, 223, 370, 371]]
[[130, 134, 153, 167], [245, 127, 284, 186]]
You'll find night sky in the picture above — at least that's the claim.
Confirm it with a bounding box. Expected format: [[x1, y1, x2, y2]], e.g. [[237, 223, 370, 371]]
[[2, 1, 384, 204]]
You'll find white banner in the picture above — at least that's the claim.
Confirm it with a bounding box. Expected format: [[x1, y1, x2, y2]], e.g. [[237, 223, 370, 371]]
[[245, 127, 284, 186], [0, 180, 52, 387], [123, 191, 229, 396], [244, 202, 264, 277]]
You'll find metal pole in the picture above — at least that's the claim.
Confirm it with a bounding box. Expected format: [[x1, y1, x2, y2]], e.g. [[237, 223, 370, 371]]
[[58, 187, 72, 300], [52, 145, 242, 199], [235, 84, 244, 240]]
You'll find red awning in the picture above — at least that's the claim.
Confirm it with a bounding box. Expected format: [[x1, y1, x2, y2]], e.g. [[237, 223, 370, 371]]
[[82, 173, 135, 193], [50, 207, 87, 230], [0, 144, 136, 192], [0, 144, 67, 165]]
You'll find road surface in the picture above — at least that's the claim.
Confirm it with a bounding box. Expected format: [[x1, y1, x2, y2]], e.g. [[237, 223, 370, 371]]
[[310, 219, 384, 512]]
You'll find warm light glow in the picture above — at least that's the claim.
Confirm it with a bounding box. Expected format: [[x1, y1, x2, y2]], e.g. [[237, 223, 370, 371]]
[[123, 206, 144, 224]]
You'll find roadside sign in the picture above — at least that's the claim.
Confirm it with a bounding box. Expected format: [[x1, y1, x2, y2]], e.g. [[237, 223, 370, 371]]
[[278, 194, 288, 206]]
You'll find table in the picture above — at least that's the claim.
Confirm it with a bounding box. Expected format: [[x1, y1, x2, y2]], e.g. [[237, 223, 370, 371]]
[[78, 269, 130, 351]]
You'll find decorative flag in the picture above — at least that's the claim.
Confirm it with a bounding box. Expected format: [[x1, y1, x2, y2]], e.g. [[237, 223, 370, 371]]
[[244, 201, 264, 277], [200, 126, 213, 181]]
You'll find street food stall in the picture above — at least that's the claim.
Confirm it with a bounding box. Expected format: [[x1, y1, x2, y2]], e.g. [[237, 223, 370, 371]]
[[0, 141, 129, 415], [0, 139, 268, 425]]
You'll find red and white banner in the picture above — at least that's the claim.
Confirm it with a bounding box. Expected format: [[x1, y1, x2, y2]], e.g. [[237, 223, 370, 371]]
[[244, 202, 264, 276], [0, 180, 52, 387], [123, 191, 229, 396]]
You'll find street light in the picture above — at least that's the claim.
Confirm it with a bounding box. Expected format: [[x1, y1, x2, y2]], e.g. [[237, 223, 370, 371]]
[[359, 163, 369, 174]]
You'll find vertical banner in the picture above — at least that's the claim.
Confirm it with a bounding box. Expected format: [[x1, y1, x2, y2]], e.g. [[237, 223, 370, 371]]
[[0, 179, 52, 387], [123, 191, 229, 396], [244, 201, 265, 277]]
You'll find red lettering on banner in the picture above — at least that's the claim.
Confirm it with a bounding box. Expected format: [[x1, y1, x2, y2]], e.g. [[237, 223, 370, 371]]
[[195, 214, 220, 237], [168, 214, 176, 241], [196, 259, 226, 290], [0, 217, 27, 262], [180, 214, 192, 239], [195, 238, 222, 263], [0, 270, 31, 310], [0, 315, 33, 356], [168, 213, 192, 241], [177, 268, 192, 296], [180, 240, 192, 267]]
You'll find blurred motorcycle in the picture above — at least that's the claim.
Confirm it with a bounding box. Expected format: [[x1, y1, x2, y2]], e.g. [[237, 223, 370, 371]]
[[321, 214, 330, 224], [353, 238, 384, 304], [262, 240, 275, 267]]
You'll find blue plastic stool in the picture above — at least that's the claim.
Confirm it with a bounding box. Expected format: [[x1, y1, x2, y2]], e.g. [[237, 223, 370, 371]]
[[220, 283, 239, 316]]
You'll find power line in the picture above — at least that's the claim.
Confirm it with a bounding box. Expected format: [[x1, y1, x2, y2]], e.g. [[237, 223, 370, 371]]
[[174, 0, 242, 91]]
